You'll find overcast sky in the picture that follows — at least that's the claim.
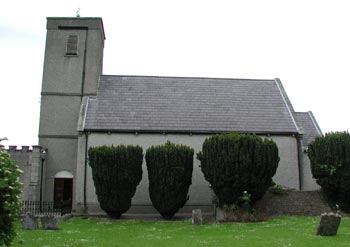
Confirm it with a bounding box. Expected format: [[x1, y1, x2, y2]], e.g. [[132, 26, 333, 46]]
[[0, 0, 349, 147]]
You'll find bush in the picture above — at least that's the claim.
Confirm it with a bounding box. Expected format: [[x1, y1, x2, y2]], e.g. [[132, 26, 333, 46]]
[[197, 132, 279, 207], [0, 149, 22, 246], [308, 132, 350, 211], [88, 145, 143, 218], [146, 141, 194, 219]]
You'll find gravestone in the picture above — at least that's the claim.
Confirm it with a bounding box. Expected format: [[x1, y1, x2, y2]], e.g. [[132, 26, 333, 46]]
[[316, 212, 341, 236], [192, 209, 203, 225], [215, 207, 225, 222], [41, 216, 59, 230], [22, 214, 38, 230]]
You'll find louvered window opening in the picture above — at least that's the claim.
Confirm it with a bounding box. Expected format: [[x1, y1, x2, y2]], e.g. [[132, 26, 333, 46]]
[[66, 34, 78, 56]]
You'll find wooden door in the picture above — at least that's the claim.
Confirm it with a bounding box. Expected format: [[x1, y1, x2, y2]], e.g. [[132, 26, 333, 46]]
[[54, 178, 73, 211]]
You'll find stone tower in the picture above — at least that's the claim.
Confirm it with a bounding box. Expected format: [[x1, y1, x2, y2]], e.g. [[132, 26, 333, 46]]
[[38, 17, 105, 206]]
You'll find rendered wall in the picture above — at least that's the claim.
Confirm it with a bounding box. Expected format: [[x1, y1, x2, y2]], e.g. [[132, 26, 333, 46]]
[[74, 133, 300, 215], [271, 136, 300, 189], [301, 151, 320, 191], [39, 138, 78, 201], [38, 18, 104, 202]]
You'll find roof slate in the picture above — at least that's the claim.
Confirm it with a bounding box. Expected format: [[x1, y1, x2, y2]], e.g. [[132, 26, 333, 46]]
[[83, 75, 300, 134], [295, 112, 323, 147]]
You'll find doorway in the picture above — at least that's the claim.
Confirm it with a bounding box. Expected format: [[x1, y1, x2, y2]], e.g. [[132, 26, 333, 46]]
[[53, 171, 74, 214]]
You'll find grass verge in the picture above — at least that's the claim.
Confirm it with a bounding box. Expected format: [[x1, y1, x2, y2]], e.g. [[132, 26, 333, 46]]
[[12, 216, 350, 247]]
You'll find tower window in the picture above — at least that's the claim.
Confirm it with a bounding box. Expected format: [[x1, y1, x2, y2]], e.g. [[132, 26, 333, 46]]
[[66, 34, 78, 56]]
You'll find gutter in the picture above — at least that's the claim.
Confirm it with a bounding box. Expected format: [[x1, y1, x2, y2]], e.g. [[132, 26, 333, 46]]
[[296, 134, 303, 190], [82, 129, 299, 136], [83, 132, 89, 214], [275, 78, 304, 190]]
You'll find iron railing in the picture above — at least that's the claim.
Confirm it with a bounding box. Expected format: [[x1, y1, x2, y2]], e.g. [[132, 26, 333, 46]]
[[21, 200, 72, 216]]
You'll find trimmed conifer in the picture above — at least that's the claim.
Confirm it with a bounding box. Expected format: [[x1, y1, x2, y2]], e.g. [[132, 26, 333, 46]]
[[146, 141, 194, 219], [197, 132, 279, 206], [88, 145, 143, 218], [308, 131, 350, 211]]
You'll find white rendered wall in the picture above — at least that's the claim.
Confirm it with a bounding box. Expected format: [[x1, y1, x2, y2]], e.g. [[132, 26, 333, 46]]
[[75, 133, 300, 214], [301, 152, 320, 191], [270, 136, 300, 189]]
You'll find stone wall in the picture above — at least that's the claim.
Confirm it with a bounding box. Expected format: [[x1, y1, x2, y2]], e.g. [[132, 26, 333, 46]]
[[254, 190, 332, 216], [0, 145, 43, 201]]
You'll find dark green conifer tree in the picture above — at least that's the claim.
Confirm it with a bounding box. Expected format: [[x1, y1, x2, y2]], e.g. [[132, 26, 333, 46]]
[[146, 141, 194, 219], [308, 132, 350, 211], [197, 132, 279, 206], [88, 145, 143, 218]]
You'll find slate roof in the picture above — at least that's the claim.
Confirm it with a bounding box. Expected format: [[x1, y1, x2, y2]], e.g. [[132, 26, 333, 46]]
[[295, 112, 323, 147], [83, 75, 300, 134]]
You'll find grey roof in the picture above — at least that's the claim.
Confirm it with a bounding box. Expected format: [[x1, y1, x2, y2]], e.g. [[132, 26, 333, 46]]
[[295, 112, 323, 147], [83, 75, 300, 134]]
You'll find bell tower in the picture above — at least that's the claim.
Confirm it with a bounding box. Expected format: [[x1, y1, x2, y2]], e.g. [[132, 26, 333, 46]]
[[38, 17, 105, 204]]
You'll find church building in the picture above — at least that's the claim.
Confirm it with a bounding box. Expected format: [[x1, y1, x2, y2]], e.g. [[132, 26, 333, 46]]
[[4, 17, 323, 215]]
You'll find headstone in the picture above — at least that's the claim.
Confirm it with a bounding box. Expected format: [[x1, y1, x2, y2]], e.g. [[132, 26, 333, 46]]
[[41, 216, 59, 230], [22, 214, 39, 230], [192, 209, 203, 225], [215, 207, 225, 222], [316, 212, 341, 236]]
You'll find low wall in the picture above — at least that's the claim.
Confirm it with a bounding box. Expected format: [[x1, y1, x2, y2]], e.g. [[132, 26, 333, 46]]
[[254, 190, 332, 216]]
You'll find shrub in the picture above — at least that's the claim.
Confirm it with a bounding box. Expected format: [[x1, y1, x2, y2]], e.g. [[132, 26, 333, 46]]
[[197, 132, 279, 207], [146, 141, 194, 219], [0, 149, 22, 246], [269, 184, 287, 195], [88, 145, 143, 218], [308, 131, 350, 211]]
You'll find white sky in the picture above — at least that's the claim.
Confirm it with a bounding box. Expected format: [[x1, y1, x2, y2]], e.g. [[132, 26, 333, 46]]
[[0, 0, 349, 147]]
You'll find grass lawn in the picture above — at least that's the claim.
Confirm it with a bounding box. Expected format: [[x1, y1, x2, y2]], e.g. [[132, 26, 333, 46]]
[[12, 216, 350, 247]]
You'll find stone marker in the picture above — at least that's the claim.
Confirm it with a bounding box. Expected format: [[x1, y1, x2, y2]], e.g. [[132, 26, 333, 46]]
[[41, 215, 59, 230], [215, 207, 225, 222], [22, 214, 39, 230], [192, 209, 203, 225], [316, 212, 341, 236]]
